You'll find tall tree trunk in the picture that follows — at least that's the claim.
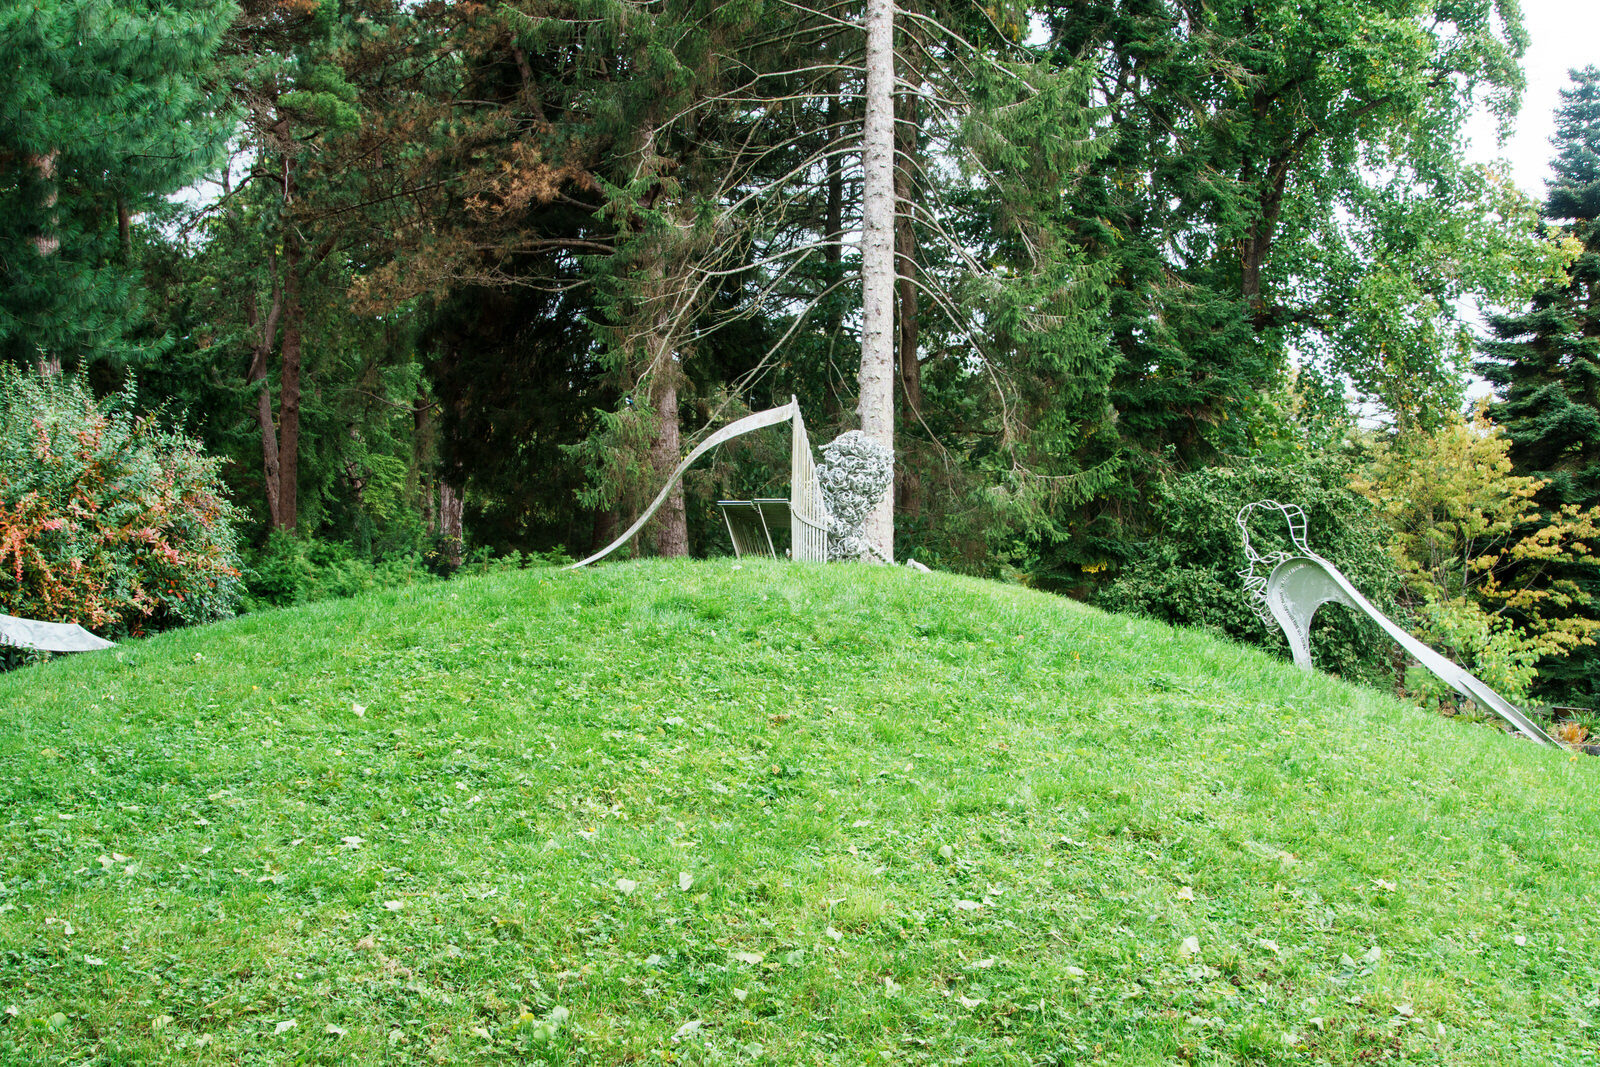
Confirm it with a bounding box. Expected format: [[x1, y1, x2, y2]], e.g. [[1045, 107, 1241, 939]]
[[276, 255, 303, 531], [245, 267, 285, 529], [28, 151, 60, 259], [255, 383, 283, 526], [438, 482, 464, 568], [858, 0, 897, 562], [650, 355, 688, 557], [590, 507, 620, 557], [895, 87, 922, 519]]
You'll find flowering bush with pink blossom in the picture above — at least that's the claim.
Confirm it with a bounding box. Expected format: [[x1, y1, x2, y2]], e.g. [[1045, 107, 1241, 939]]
[[0, 368, 242, 637]]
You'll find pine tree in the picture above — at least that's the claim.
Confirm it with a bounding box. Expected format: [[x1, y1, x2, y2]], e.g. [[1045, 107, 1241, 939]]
[[0, 0, 233, 369], [1477, 66, 1600, 707]]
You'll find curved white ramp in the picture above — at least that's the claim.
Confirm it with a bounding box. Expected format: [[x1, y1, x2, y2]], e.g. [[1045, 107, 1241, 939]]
[[1238, 501, 1553, 746], [1264, 554, 1552, 745]]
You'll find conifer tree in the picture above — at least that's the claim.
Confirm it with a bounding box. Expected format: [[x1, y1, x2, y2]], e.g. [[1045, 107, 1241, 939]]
[[0, 0, 233, 369], [1477, 66, 1600, 706]]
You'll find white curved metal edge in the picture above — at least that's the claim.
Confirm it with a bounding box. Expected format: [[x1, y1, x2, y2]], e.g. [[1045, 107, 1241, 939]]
[[0, 613, 116, 653], [567, 401, 799, 570], [1265, 554, 1554, 746]]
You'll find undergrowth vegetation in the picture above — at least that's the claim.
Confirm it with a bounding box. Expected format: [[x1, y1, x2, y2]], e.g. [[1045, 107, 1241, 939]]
[[1, 560, 1597, 1065], [0, 370, 243, 638]]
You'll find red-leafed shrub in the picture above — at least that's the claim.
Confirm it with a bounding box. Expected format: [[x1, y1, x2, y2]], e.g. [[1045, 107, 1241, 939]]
[[0, 367, 242, 636]]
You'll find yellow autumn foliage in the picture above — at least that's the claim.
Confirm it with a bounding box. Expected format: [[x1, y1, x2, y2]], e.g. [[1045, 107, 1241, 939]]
[[1353, 408, 1600, 704]]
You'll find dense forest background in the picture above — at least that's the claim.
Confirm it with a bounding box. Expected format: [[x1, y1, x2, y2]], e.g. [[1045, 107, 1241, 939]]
[[3, 0, 1599, 717]]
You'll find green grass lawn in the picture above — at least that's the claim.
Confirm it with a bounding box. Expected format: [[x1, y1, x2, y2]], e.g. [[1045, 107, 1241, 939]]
[[2, 559, 1597, 1065]]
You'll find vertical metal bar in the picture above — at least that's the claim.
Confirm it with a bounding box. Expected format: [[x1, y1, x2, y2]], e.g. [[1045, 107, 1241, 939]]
[[721, 505, 743, 559]]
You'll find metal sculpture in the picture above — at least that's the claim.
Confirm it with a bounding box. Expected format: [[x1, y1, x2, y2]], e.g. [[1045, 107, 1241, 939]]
[[1237, 500, 1553, 746], [0, 613, 115, 653], [816, 430, 894, 562], [568, 398, 830, 569], [717, 499, 789, 559]]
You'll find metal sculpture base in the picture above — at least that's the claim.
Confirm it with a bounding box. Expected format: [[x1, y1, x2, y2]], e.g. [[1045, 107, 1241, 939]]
[[0, 613, 116, 653], [1238, 501, 1553, 746]]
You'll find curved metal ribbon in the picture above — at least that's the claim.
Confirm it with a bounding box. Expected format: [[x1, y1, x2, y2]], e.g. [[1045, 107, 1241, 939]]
[[1262, 552, 1553, 746], [567, 401, 798, 570], [0, 613, 115, 652], [1237, 500, 1553, 746]]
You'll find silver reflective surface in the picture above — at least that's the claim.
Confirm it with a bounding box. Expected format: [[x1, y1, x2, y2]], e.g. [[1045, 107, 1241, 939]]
[[0, 613, 116, 653], [1237, 500, 1553, 746]]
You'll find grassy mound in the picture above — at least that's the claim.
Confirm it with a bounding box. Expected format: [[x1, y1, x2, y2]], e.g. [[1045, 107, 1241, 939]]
[[2, 559, 1597, 1065]]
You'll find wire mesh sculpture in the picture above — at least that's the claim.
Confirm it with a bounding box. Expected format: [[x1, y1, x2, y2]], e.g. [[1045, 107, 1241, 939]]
[[1237, 500, 1553, 745], [816, 430, 894, 562]]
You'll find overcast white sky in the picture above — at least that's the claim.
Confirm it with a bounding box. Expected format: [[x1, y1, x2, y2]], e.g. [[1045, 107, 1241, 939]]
[[1465, 0, 1600, 198]]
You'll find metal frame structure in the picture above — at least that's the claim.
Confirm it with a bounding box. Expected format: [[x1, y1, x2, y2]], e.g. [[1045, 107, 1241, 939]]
[[1237, 500, 1553, 745], [568, 398, 830, 569], [717, 499, 789, 558]]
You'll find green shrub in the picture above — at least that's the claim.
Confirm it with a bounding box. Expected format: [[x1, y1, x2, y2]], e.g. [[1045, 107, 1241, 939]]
[[1100, 453, 1403, 688], [0, 368, 242, 636], [239, 532, 436, 611]]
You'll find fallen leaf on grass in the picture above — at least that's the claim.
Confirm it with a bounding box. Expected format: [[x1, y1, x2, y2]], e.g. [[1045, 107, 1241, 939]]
[[1180, 936, 1200, 955], [616, 878, 637, 895], [732, 951, 765, 965], [275, 1020, 296, 1035], [383, 900, 404, 912], [678, 872, 694, 892]]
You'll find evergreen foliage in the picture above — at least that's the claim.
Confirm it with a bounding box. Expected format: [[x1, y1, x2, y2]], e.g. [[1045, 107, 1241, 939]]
[[1029, 0, 1548, 584], [1478, 66, 1600, 707], [0, 0, 232, 368], [1, 0, 1576, 681]]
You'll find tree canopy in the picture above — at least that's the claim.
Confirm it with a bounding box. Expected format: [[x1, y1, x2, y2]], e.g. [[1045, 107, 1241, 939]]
[[9, 0, 1600, 708]]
